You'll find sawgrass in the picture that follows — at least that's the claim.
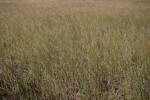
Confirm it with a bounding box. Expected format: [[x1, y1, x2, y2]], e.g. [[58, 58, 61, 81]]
[[0, 0, 150, 99]]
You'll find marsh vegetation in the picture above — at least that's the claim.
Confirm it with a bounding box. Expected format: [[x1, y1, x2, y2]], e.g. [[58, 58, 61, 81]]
[[0, 0, 150, 99]]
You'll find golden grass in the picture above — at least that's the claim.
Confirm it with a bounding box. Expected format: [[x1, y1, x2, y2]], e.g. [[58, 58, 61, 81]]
[[0, 0, 150, 99]]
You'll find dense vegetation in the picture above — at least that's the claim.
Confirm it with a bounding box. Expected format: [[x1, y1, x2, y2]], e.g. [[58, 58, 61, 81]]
[[0, 0, 150, 99]]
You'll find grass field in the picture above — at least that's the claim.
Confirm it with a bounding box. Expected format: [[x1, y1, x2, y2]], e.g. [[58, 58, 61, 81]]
[[0, 0, 150, 99]]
